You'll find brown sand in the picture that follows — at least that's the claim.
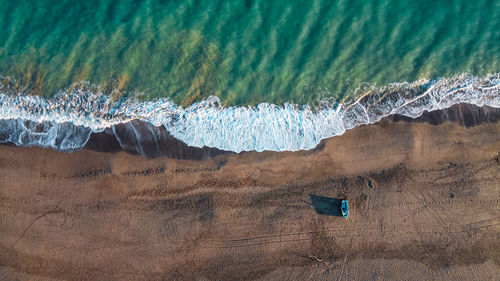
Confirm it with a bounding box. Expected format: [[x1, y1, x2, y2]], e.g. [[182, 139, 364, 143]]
[[1, 120, 499, 280]]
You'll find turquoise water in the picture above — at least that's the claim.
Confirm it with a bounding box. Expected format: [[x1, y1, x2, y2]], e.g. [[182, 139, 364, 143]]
[[0, 0, 498, 105], [0, 0, 499, 153]]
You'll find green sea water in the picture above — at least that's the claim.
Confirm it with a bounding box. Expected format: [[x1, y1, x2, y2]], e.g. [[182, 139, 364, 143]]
[[0, 0, 498, 106]]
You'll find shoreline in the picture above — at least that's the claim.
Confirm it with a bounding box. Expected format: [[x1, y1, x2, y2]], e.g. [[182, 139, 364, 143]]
[[87, 103, 500, 159], [1, 108, 499, 280], [1, 72, 499, 153], [2, 103, 500, 159]]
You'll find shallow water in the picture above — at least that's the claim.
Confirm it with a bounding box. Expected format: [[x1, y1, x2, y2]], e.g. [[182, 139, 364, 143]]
[[0, 0, 498, 105], [1, 73, 499, 152]]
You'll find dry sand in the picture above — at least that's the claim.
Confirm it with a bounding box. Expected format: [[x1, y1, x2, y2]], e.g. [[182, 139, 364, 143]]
[[1, 119, 499, 280]]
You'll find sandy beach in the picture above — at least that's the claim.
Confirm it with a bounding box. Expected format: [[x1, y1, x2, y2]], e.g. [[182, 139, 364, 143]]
[[1, 108, 499, 280], [0, 0, 498, 279]]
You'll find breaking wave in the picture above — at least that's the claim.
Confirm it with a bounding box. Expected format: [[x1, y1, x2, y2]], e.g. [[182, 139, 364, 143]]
[[0, 73, 499, 153]]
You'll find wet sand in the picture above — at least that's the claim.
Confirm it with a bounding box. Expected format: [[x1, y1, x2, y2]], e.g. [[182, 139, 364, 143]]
[[1, 114, 500, 280]]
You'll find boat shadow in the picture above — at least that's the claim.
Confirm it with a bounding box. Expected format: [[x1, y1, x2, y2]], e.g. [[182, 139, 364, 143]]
[[309, 195, 343, 217]]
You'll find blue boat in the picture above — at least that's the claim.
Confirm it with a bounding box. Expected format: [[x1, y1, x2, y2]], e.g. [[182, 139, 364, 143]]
[[341, 200, 349, 219]]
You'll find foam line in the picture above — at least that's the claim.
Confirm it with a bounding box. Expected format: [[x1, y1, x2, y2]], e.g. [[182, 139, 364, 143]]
[[0, 73, 499, 152]]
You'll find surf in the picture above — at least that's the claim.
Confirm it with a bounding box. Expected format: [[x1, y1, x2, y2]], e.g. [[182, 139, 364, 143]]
[[0, 73, 499, 153]]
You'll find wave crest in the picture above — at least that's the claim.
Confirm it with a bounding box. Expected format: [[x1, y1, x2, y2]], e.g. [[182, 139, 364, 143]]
[[0, 73, 499, 153]]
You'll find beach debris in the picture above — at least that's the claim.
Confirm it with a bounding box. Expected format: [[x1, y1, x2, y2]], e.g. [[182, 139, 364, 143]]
[[367, 179, 374, 188]]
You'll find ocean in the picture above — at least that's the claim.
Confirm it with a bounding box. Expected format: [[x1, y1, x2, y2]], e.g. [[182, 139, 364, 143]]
[[0, 0, 499, 152]]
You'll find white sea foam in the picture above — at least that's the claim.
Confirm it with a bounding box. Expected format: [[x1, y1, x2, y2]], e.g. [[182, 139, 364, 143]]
[[0, 73, 499, 153]]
